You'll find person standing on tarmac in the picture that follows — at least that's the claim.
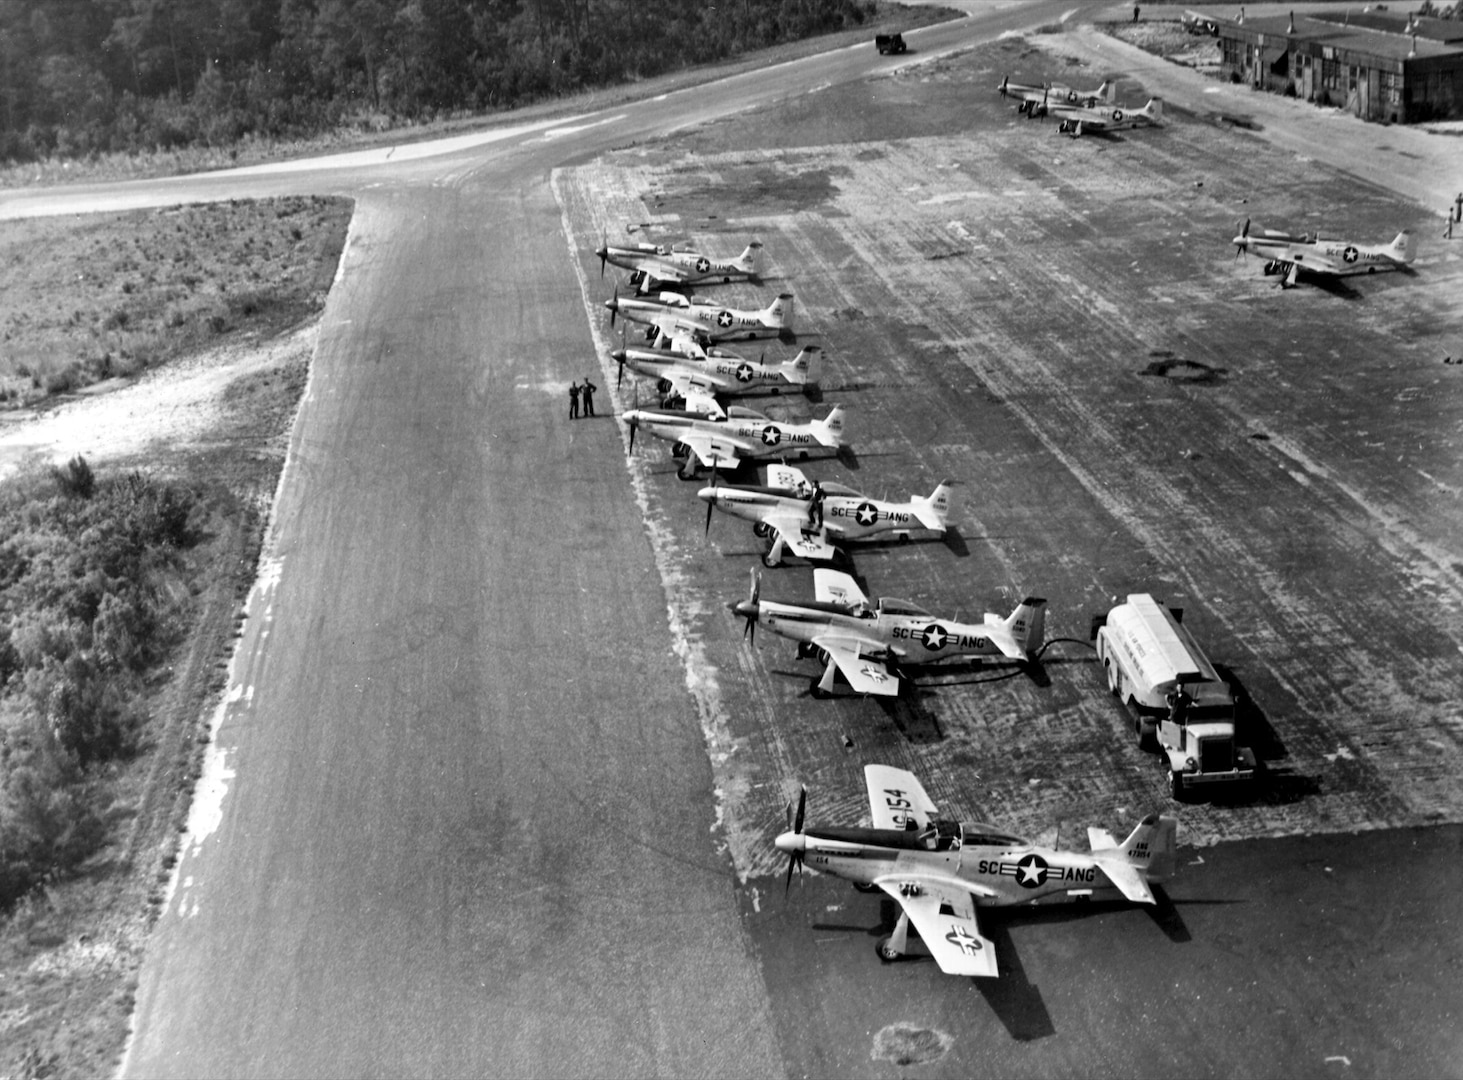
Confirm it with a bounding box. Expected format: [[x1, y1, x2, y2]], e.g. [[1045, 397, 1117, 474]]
[[581, 377, 598, 417], [569, 380, 581, 419]]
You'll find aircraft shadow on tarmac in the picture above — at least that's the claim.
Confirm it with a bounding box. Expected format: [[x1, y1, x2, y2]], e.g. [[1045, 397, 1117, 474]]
[[869, 897, 1057, 1042]]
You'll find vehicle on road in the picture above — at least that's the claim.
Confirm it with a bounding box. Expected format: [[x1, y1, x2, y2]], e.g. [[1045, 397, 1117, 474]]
[[875, 33, 906, 55], [1093, 593, 1257, 800], [776, 764, 1179, 976]]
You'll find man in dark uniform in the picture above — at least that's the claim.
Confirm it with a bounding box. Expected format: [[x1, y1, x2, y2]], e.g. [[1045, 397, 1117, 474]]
[[568, 380, 580, 419], [581, 377, 598, 417]]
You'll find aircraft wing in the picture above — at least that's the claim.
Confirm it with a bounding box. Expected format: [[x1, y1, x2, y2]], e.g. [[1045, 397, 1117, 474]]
[[1091, 855, 1156, 904], [764, 462, 812, 495], [765, 513, 838, 562], [810, 633, 899, 697], [813, 568, 869, 608], [872, 874, 999, 978], [864, 764, 941, 830], [680, 389, 726, 420], [677, 430, 749, 470]]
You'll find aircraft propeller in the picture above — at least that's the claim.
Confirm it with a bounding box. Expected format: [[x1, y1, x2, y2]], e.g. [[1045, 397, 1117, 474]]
[[729, 566, 761, 647], [614, 324, 628, 388], [608, 285, 619, 328], [598, 233, 608, 278], [1235, 217, 1251, 260], [783, 787, 807, 896]]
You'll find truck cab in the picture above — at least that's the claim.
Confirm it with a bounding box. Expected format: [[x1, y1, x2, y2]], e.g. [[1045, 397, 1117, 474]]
[[875, 33, 907, 55], [1093, 593, 1256, 800]]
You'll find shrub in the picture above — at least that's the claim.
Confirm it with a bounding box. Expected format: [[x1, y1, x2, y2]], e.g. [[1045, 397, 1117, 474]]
[[52, 455, 95, 499]]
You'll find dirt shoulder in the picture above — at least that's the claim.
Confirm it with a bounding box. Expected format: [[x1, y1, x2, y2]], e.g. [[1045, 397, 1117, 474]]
[[0, 201, 350, 1080]]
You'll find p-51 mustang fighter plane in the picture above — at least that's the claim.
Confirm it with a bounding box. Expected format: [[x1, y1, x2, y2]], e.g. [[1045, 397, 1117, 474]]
[[606, 289, 796, 343], [612, 344, 820, 417], [776, 764, 1178, 976], [1232, 218, 1417, 288], [996, 75, 1112, 116], [623, 404, 845, 480], [698, 466, 952, 566], [1052, 97, 1163, 137], [596, 237, 763, 293], [731, 568, 1045, 697]]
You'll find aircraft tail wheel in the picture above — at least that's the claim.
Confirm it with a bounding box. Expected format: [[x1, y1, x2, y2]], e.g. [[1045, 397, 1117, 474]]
[[876, 937, 901, 963]]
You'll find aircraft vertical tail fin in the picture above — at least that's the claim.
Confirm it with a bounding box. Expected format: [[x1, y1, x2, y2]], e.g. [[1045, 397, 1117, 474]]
[[737, 241, 763, 275], [1389, 230, 1417, 265], [1140, 98, 1163, 122], [911, 481, 954, 531], [1003, 597, 1046, 656], [1116, 813, 1178, 882], [763, 293, 795, 331], [783, 345, 819, 386], [1102, 79, 1116, 103], [811, 406, 845, 449]]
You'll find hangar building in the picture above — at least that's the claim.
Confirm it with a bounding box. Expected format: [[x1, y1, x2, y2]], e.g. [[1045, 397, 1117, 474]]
[[1207, 8, 1463, 122]]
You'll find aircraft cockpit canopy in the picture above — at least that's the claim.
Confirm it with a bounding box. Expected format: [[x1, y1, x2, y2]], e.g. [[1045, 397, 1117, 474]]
[[960, 823, 1030, 849], [819, 482, 862, 497], [727, 406, 769, 420], [917, 820, 964, 851], [877, 598, 932, 618]]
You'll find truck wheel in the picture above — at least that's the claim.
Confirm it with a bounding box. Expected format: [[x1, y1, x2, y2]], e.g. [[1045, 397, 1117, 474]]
[[1137, 719, 1158, 753], [1168, 769, 1188, 802]]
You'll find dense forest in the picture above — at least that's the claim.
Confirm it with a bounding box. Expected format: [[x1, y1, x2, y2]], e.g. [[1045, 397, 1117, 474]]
[[0, 0, 880, 164]]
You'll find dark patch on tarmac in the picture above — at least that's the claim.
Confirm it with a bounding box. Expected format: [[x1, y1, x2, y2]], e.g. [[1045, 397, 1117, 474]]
[[1138, 350, 1228, 385]]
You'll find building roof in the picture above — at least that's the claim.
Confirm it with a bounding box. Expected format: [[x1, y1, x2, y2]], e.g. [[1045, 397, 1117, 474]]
[[1217, 11, 1463, 60]]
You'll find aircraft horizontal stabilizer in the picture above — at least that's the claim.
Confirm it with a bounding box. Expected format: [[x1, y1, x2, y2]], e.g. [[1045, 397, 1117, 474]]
[[1091, 855, 1155, 904]]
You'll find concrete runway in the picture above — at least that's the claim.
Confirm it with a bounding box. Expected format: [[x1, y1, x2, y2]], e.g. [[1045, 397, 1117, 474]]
[[0, 0, 1444, 1074]]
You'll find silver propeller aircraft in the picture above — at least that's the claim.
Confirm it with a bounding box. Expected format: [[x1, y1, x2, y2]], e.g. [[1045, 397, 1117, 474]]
[[612, 344, 821, 417], [698, 465, 953, 566], [605, 288, 796, 343], [596, 237, 763, 293], [1232, 218, 1417, 288], [776, 764, 1178, 976], [1052, 97, 1163, 137], [996, 75, 1112, 116], [730, 568, 1045, 697], [623, 403, 845, 480]]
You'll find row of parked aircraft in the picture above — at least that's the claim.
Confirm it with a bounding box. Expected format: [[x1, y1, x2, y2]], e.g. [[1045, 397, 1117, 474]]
[[591, 228, 1168, 980]]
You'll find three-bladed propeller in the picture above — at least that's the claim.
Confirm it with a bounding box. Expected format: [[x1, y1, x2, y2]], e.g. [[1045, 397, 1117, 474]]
[[597, 232, 608, 277], [607, 285, 620, 328], [783, 787, 807, 896]]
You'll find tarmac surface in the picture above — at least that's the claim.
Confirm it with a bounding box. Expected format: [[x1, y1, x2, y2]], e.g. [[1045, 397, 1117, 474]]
[[0, 1, 1456, 1075]]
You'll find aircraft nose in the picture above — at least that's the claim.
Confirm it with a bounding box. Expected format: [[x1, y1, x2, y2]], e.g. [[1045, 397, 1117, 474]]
[[696, 486, 718, 503], [611, 349, 626, 363], [730, 599, 759, 620], [774, 830, 805, 854]]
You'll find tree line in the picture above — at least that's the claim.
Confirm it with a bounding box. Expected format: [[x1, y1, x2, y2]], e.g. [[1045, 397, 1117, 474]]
[[0, 0, 880, 164]]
